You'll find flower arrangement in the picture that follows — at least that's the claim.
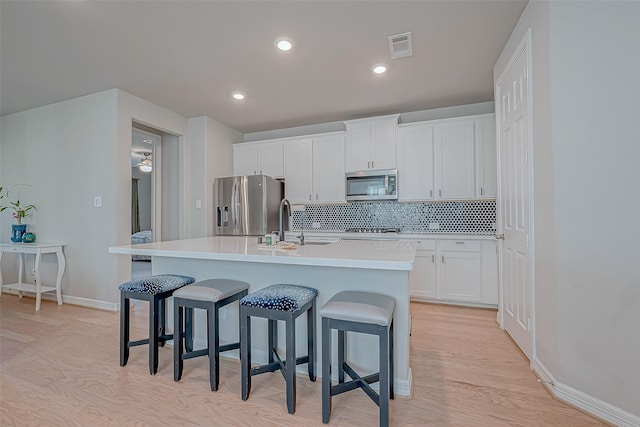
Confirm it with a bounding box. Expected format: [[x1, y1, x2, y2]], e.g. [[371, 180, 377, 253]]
[[0, 186, 37, 225]]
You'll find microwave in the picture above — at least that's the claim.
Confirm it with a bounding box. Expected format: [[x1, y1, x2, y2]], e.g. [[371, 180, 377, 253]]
[[345, 169, 397, 201]]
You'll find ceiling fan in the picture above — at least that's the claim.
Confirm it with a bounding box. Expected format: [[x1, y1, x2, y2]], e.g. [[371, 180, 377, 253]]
[[132, 151, 152, 173]]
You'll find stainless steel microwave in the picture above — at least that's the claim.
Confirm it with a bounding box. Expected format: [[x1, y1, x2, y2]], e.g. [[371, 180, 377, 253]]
[[345, 169, 398, 201]]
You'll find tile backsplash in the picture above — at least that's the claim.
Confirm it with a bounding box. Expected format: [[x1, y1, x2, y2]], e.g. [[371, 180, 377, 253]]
[[291, 200, 496, 235]]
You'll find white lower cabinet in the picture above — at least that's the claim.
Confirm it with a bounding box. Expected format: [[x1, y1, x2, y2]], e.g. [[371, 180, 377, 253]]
[[409, 238, 497, 306]]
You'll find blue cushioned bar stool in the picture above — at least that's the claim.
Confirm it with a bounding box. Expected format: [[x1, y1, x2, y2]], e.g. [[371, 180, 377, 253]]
[[172, 279, 249, 391], [240, 284, 318, 414], [119, 274, 195, 375], [320, 291, 395, 427]]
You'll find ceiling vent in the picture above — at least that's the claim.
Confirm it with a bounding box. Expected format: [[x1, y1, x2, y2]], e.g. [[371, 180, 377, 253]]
[[388, 32, 413, 59]]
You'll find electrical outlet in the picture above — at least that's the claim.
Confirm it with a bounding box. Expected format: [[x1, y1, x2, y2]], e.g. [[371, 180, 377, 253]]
[[428, 222, 440, 230], [312, 222, 321, 229], [94, 196, 102, 207]]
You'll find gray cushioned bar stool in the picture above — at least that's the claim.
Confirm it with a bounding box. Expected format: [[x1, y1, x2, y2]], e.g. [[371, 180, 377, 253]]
[[320, 291, 395, 427], [240, 284, 318, 414], [119, 274, 195, 375], [173, 278, 249, 391]]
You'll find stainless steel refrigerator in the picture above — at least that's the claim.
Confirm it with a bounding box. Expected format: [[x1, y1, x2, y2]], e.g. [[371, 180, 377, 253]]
[[214, 175, 285, 236]]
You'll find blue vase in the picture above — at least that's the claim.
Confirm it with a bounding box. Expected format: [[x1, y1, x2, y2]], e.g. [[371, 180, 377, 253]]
[[11, 224, 27, 243]]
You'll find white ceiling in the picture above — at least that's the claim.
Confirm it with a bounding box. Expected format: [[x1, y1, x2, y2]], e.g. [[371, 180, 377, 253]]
[[0, 1, 527, 134]]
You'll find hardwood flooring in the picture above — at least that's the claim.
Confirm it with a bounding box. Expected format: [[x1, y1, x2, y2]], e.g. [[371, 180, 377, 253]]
[[0, 295, 604, 426]]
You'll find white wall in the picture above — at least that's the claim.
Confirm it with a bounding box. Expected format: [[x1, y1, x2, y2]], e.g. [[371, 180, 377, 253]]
[[186, 116, 241, 238], [0, 89, 191, 307], [496, 0, 640, 418]]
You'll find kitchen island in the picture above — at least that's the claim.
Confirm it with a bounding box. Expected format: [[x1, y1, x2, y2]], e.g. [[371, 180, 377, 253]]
[[109, 236, 416, 395]]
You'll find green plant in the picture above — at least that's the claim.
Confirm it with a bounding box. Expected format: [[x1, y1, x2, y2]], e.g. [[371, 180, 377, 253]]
[[0, 186, 37, 225]]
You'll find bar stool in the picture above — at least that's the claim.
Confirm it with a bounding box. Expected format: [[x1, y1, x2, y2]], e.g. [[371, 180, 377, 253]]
[[119, 274, 195, 375], [320, 291, 395, 427], [172, 278, 250, 391], [239, 284, 318, 414]]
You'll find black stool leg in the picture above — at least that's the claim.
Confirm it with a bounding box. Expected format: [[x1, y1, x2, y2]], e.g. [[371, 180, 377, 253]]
[[321, 317, 332, 424], [240, 305, 251, 400], [159, 298, 166, 347], [268, 318, 277, 363], [120, 292, 130, 367], [185, 307, 194, 352], [285, 314, 296, 414], [379, 326, 390, 427], [338, 329, 346, 384], [308, 300, 316, 381], [149, 295, 160, 375], [209, 302, 220, 391], [174, 299, 184, 381], [390, 320, 394, 400]]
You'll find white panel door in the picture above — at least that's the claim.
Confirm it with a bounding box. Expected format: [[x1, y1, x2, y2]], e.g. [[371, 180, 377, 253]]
[[258, 142, 284, 178], [345, 122, 371, 172], [410, 250, 437, 299], [233, 145, 257, 176], [313, 134, 346, 203], [475, 116, 497, 198], [283, 139, 313, 204], [434, 121, 475, 199], [397, 125, 434, 201], [497, 37, 532, 359]]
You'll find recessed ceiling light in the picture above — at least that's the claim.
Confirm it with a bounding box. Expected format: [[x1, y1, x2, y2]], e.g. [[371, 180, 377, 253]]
[[372, 64, 387, 74], [275, 37, 293, 51], [232, 92, 246, 100]]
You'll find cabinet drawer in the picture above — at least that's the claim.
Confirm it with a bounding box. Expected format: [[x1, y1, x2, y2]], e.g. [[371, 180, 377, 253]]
[[438, 240, 481, 252], [413, 240, 436, 251]]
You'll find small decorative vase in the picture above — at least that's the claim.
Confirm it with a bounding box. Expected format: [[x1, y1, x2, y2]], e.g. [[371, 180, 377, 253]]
[[11, 224, 27, 243], [22, 232, 36, 243]]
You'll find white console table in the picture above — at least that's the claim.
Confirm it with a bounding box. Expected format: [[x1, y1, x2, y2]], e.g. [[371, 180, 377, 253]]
[[0, 242, 66, 311]]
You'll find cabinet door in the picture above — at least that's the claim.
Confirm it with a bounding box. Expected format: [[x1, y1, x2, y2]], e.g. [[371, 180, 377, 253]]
[[258, 142, 284, 178], [438, 250, 482, 302], [475, 116, 497, 198], [313, 134, 346, 203], [434, 120, 475, 199], [345, 122, 372, 172], [410, 250, 437, 299], [234, 145, 258, 176], [397, 125, 434, 201], [481, 240, 498, 304], [283, 139, 313, 204], [371, 118, 397, 170]]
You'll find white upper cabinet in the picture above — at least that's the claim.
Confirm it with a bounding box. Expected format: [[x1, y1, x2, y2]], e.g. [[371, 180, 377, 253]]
[[474, 115, 497, 198], [397, 124, 435, 201], [434, 119, 475, 199], [345, 115, 398, 172], [284, 133, 346, 204], [233, 141, 284, 178]]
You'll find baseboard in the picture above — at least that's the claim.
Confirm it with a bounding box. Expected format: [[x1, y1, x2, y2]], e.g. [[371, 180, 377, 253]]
[[410, 296, 497, 310], [2, 289, 118, 311], [533, 359, 640, 427]]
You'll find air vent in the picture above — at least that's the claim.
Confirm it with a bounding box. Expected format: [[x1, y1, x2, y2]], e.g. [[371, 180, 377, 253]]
[[388, 32, 413, 59]]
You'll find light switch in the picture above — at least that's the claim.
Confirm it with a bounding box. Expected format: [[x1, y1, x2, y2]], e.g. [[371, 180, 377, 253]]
[[195, 199, 202, 209], [94, 196, 102, 207]]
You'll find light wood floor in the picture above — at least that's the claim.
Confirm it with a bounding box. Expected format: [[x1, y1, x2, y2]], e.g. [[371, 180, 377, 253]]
[[0, 295, 604, 426]]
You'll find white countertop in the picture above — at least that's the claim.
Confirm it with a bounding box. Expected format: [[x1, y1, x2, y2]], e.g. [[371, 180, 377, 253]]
[[285, 231, 496, 241], [109, 236, 415, 271]]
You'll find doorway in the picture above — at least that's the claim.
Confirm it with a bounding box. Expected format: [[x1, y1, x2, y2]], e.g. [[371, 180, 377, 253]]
[[495, 31, 535, 360]]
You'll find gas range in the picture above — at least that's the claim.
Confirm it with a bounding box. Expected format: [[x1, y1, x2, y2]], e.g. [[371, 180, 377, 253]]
[[344, 227, 401, 234]]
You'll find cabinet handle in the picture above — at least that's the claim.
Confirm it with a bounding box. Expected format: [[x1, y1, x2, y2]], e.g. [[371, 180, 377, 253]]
[[371, 161, 374, 168], [254, 171, 257, 175], [432, 254, 435, 263], [480, 187, 484, 196], [439, 189, 442, 197], [309, 195, 312, 201], [260, 170, 263, 174], [455, 241, 464, 245], [430, 190, 433, 197], [441, 255, 445, 263], [316, 194, 319, 200]]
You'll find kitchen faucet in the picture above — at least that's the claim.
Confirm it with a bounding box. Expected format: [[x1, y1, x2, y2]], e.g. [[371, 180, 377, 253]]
[[278, 198, 291, 242], [297, 209, 305, 246]]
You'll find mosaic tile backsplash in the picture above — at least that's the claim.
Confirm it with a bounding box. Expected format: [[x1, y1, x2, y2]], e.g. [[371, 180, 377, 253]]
[[291, 200, 496, 235]]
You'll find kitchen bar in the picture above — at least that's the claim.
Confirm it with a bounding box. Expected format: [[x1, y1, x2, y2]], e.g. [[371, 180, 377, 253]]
[[109, 236, 416, 395]]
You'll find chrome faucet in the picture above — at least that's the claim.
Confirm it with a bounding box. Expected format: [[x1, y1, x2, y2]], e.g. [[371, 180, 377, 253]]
[[297, 209, 305, 246], [278, 198, 291, 242]]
